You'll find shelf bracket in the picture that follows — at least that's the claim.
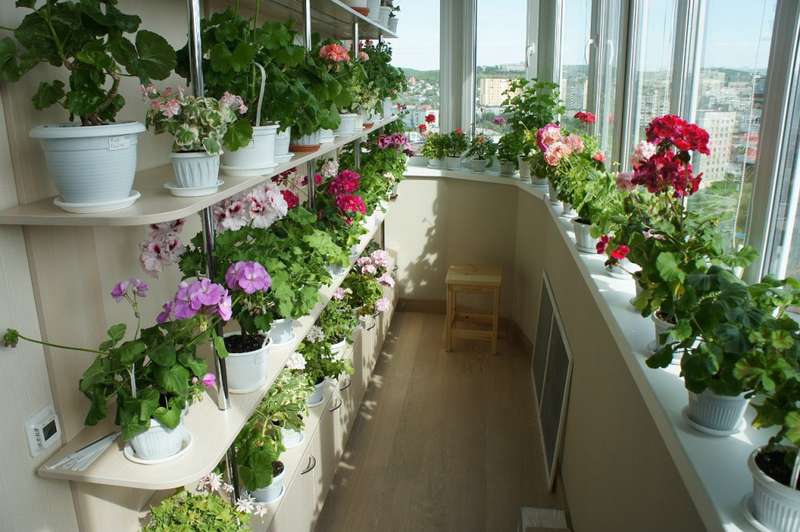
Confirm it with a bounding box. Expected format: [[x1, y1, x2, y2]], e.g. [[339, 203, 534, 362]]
[[307, 158, 317, 210]]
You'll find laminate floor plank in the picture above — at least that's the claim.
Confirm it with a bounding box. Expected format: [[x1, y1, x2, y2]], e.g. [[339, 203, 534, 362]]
[[315, 312, 566, 532]]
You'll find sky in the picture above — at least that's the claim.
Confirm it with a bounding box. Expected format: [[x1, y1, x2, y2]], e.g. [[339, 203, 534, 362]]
[[392, 0, 775, 73]]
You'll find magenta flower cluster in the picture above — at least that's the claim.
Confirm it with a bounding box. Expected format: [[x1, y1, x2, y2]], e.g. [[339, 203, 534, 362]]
[[157, 278, 233, 324], [111, 278, 149, 302], [377, 133, 410, 151], [225, 261, 271, 294], [355, 249, 393, 287], [328, 169, 361, 196]]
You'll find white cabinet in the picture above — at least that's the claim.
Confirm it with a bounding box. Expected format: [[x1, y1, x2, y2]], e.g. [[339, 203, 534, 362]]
[[269, 430, 320, 532]]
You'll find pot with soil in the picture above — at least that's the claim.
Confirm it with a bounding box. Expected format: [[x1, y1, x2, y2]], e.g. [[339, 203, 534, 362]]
[[273, 419, 304, 448], [572, 218, 597, 253], [748, 448, 800, 531], [427, 158, 444, 169], [330, 338, 348, 360], [252, 461, 286, 503], [274, 127, 293, 163], [129, 417, 187, 461], [652, 311, 675, 349], [223, 332, 271, 393], [290, 129, 322, 153], [498, 160, 516, 177], [686, 389, 748, 434], [307, 378, 326, 406], [445, 156, 461, 170], [547, 181, 561, 206], [531, 175, 548, 188], [468, 158, 489, 172], [561, 202, 578, 218], [518, 156, 532, 182], [337, 113, 359, 136]]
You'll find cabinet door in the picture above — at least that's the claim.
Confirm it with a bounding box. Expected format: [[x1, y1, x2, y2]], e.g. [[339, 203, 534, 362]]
[[269, 430, 320, 532], [315, 397, 339, 515]]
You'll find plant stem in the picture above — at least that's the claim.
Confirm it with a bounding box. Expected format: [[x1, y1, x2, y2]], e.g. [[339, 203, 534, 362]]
[[15, 333, 106, 355]]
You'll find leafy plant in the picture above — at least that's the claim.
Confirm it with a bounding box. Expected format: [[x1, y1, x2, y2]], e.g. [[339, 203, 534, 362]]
[[360, 40, 407, 103], [500, 79, 564, 137], [465, 134, 497, 162], [497, 132, 523, 164], [298, 337, 353, 387], [144, 485, 250, 532], [262, 369, 313, 432], [445, 129, 468, 157], [341, 270, 384, 316], [235, 412, 284, 491], [319, 299, 358, 343], [420, 132, 447, 159], [0, 0, 176, 125]]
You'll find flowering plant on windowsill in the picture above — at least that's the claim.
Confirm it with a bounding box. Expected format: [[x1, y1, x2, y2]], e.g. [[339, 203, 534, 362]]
[[444, 129, 468, 158], [465, 134, 498, 163]]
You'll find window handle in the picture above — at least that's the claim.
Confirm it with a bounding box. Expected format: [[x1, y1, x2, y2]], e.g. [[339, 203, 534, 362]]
[[584, 37, 595, 64]]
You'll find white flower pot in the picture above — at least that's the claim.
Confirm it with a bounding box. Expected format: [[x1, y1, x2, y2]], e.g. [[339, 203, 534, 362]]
[[361, 112, 374, 127], [445, 156, 461, 170], [320, 129, 335, 143], [337, 113, 359, 136], [170, 152, 220, 189], [652, 312, 675, 347], [130, 418, 186, 461], [548, 182, 561, 205], [499, 160, 516, 176], [281, 426, 304, 448], [307, 381, 326, 405], [31, 122, 145, 206], [252, 464, 285, 503], [469, 159, 488, 172], [749, 449, 800, 531], [331, 339, 348, 360], [221, 124, 278, 175], [518, 157, 532, 181], [572, 219, 597, 253], [531, 176, 548, 188], [382, 98, 395, 118], [292, 129, 321, 148], [388, 17, 398, 33], [687, 389, 748, 433], [353, 114, 365, 130], [427, 158, 443, 169], [367, 0, 380, 19], [275, 127, 291, 157], [344, 0, 367, 7], [269, 319, 295, 345], [562, 202, 578, 218], [378, 6, 391, 26], [224, 332, 271, 394]]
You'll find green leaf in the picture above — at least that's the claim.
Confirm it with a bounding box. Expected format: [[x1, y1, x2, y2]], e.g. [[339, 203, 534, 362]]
[[136, 388, 160, 422], [117, 341, 146, 366], [223, 118, 253, 151], [213, 334, 229, 360], [155, 364, 190, 394], [669, 319, 692, 342], [656, 252, 685, 283], [178, 350, 208, 377], [209, 42, 233, 73], [0, 38, 20, 81], [108, 36, 138, 71], [31, 80, 65, 110], [785, 411, 800, 446], [132, 30, 176, 81], [2, 328, 19, 348], [83, 389, 109, 426], [153, 404, 182, 429], [76, 40, 114, 70], [148, 341, 177, 367], [15, 0, 36, 8], [230, 41, 256, 72], [771, 329, 794, 350]]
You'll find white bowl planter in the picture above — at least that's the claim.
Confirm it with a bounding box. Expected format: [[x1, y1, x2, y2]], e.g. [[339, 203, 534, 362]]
[[469, 158, 489, 172], [427, 158, 443, 169], [290, 129, 322, 151], [281, 426, 304, 448], [518, 157, 532, 182], [221, 124, 278, 177], [389, 17, 398, 33], [572, 219, 597, 253], [686, 389, 748, 433], [224, 332, 271, 394], [31, 122, 145, 208], [382, 98, 395, 118], [445, 156, 461, 170], [269, 319, 295, 346], [307, 380, 326, 405], [337, 113, 358, 136], [408, 155, 427, 166], [275, 127, 291, 160], [499, 160, 516, 176], [170, 152, 220, 192], [378, 6, 391, 26], [320, 129, 335, 143], [129, 418, 186, 461], [252, 463, 285, 504], [749, 449, 800, 532]]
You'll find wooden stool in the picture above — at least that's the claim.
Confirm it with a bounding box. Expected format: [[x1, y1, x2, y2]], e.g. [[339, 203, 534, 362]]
[[445, 265, 502, 353]]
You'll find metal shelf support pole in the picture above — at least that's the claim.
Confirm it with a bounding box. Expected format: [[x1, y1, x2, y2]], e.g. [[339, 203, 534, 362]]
[[353, 21, 362, 170], [303, 0, 318, 209], [186, 0, 239, 501]]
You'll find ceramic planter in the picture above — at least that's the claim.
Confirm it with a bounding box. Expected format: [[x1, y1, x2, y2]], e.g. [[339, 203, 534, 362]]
[[290, 130, 322, 152], [361, 112, 374, 128], [499, 160, 516, 176], [445, 156, 462, 170], [427, 158, 443, 169], [389, 17, 398, 32], [748, 449, 800, 531], [548, 181, 561, 205], [224, 332, 271, 394], [31, 122, 145, 209], [531, 176, 548, 188], [337, 113, 359, 136], [307, 380, 326, 405], [687, 389, 748, 433], [269, 319, 295, 346], [129, 418, 186, 461], [572, 219, 597, 253], [252, 463, 285, 503], [170, 152, 220, 191], [378, 6, 391, 26], [281, 426, 304, 448], [221, 124, 278, 177], [274, 126, 291, 160], [408, 155, 427, 166], [518, 157, 532, 182], [469, 158, 489, 172], [561, 202, 578, 218], [331, 339, 348, 359], [353, 113, 365, 131], [319, 129, 335, 143]]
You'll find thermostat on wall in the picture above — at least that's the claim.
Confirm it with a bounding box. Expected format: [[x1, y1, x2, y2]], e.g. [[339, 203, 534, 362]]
[[25, 405, 60, 457]]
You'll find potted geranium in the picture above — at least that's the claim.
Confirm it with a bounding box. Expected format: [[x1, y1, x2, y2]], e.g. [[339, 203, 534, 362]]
[[421, 132, 447, 168], [235, 409, 286, 504], [465, 134, 497, 172], [444, 129, 468, 170], [0, 0, 176, 211], [144, 87, 247, 196], [298, 335, 353, 406], [263, 369, 313, 448], [571, 169, 622, 254], [360, 40, 407, 118], [497, 133, 522, 176], [319, 298, 359, 357]]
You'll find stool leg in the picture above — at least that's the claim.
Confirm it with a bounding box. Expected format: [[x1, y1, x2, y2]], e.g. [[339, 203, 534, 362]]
[[491, 288, 498, 354]]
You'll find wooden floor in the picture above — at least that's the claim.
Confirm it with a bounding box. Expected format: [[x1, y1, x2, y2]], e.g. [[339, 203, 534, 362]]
[[315, 311, 566, 532]]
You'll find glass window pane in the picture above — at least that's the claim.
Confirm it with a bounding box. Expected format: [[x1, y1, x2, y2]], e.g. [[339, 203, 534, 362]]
[[559, 0, 592, 129], [628, 0, 677, 147], [597, 0, 623, 155], [687, 0, 776, 252], [392, 2, 440, 142], [474, 0, 528, 141]]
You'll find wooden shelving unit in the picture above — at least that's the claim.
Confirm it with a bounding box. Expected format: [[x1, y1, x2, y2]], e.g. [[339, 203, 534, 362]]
[[0, 116, 397, 227]]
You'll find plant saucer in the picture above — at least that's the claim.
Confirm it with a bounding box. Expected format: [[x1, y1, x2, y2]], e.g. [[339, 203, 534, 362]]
[[54, 190, 140, 214], [307, 394, 325, 408], [252, 485, 286, 506], [123, 432, 192, 465], [741, 496, 771, 532], [275, 153, 294, 164], [221, 163, 278, 178], [282, 432, 305, 449], [682, 407, 747, 437], [164, 180, 223, 197]]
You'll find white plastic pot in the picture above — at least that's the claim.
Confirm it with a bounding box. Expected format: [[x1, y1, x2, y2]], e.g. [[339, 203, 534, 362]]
[[378, 6, 391, 26], [275, 127, 291, 157], [408, 155, 427, 166], [344, 0, 367, 7], [291, 129, 321, 148], [337, 113, 359, 136], [252, 464, 285, 504], [389, 17, 398, 33], [469, 158, 488, 172], [31, 121, 145, 205], [269, 319, 295, 345], [499, 160, 516, 176], [445, 156, 461, 170], [320, 129, 335, 144], [367, 0, 380, 19], [353, 114, 365, 130], [382, 98, 395, 118], [129, 418, 186, 461], [531, 176, 548, 188], [221, 124, 278, 176], [572, 219, 597, 254], [687, 389, 748, 433], [281, 427, 304, 448], [548, 182, 561, 205], [749, 449, 800, 531], [518, 157, 532, 181], [331, 339, 348, 359], [427, 158, 443, 169], [224, 332, 271, 394], [307, 381, 326, 405], [170, 152, 220, 189], [652, 312, 675, 348], [562, 202, 578, 218]]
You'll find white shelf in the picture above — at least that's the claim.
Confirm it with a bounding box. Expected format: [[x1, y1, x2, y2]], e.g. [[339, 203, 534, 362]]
[[0, 116, 398, 227], [36, 207, 389, 490]]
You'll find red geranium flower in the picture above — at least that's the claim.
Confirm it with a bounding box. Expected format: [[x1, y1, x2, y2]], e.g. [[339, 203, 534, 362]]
[[610, 245, 630, 260], [425, 113, 436, 124], [455, 128, 463, 135], [418, 123, 427, 133], [281, 189, 299, 209], [596, 235, 610, 255], [574, 111, 596, 124]]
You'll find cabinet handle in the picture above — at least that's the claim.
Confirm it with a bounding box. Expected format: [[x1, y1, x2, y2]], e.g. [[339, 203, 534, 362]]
[[339, 378, 352, 391], [367, 318, 377, 331], [329, 398, 343, 412], [301, 455, 317, 475]]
